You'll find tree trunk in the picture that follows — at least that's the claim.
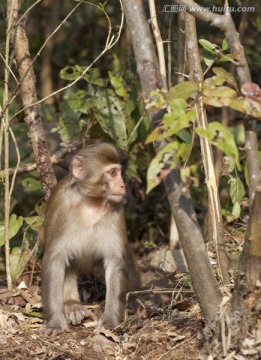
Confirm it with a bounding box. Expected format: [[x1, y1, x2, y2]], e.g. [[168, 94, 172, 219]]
[[11, 0, 56, 199]]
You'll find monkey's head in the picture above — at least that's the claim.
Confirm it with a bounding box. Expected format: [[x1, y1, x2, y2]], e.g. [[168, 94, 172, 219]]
[[70, 143, 126, 203]]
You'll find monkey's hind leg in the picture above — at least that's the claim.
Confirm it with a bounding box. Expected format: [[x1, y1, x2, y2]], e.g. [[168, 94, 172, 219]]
[[63, 268, 86, 325]]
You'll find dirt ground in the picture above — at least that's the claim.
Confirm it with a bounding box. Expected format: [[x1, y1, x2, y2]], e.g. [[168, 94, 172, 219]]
[[0, 251, 203, 360]]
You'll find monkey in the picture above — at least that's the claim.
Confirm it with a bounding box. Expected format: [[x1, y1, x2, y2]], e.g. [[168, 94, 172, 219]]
[[40, 143, 140, 335]]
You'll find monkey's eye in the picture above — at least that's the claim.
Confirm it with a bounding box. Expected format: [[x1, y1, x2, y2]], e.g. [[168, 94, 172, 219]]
[[109, 169, 117, 178]]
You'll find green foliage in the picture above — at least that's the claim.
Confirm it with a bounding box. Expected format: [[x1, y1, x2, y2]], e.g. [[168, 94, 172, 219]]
[[169, 82, 199, 101], [199, 37, 234, 67], [56, 65, 148, 150], [196, 122, 241, 170], [145, 66, 251, 223], [0, 213, 43, 280], [202, 67, 261, 119], [228, 177, 245, 219], [0, 214, 23, 248], [10, 247, 32, 280], [146, 141, 190, 193]]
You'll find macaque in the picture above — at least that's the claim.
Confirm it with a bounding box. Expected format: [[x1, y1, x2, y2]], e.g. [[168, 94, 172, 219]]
[[41, 143, 140, 335]]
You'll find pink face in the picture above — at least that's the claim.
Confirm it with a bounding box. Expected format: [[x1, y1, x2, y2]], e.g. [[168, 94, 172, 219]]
[[104, 164, 126, 202]]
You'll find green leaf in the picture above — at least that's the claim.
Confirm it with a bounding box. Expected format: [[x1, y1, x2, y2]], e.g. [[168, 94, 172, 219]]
[[24, 216, 43, 231], [203, 86, 237, 98], [168, 98, 187, 112], [212, 67, 238, 89], [60, 66, 107, 87], [109, 72, 128, 99], [146, 109, 195, 144], [146, 142, 191, 193], [219, 54, 234, 62], [169, 82, 199, 101], [64, 90, 94, 114], [203, 57, 215, 67], [199, 39, 219, 53], [22, 311, 44, 319], [222, 38, 229, 51], [0, 214, 24, 247], [95, 89, 128, 149], [228, 177, 245, 205], [176, 128, 192, 143], [231, 202, 241, 219], [196, 122, 241, 170], [10, 247, 31, 280], [147, 142, 180, 193], [53, 101, 82, 145]]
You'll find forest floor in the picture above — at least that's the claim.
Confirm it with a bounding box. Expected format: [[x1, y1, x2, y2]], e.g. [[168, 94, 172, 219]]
[[0, 246, 204, 360]]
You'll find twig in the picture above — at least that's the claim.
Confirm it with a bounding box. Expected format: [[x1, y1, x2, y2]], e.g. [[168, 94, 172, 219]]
[[0, 139, 82, 177]]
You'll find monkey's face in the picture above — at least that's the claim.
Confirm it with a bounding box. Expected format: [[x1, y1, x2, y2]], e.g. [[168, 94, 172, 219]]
[[103, 164, 126, 203], [70, 144, 126, 203]]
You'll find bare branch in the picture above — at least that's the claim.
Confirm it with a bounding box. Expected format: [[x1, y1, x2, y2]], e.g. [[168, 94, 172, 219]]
[[0, 140, 82, 177]]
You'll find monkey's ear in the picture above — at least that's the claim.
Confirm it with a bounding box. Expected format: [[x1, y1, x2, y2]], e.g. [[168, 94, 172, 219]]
[[71, 155, 85, 179]]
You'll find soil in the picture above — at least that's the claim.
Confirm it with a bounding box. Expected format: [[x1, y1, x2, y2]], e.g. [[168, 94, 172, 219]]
[[0, 255, 202, 360]]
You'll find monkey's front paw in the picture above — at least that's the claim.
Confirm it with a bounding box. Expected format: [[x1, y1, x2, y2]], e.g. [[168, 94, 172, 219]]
[[64, 301, 86, 325]]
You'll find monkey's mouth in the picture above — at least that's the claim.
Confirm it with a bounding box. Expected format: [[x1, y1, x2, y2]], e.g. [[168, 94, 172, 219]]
[[109, 193, 125, 202]]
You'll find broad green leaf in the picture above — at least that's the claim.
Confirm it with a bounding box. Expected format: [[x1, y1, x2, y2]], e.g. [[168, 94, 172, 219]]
[[147, 142, 180, 193], [146, 109, 195, 144], [168, 99, 187, 112], [65, 90, 94, 114], [202, 95, 261, 119], [212, 67, 238, 89], [203, 86, 237, 98], [147, 90, 167, 109], [109, 72, 128, 99], [196, 122, 241, 169], [231, 202, 241, 219], [228, 177, 245, 205], [0, 214, 24, 247], [60, 66, 107, 87], [54, 101, 81, 146], [222, 38, 229, 51], [169, 82, 199, 101], [24, 216, 43, 231], [199, 39, 219, 53], [95, 89, 128, 149], [176, 128, 192, 143], [10, 247, 31, 280], [219, 54, 234, 62], [203, 57, 215, 67]]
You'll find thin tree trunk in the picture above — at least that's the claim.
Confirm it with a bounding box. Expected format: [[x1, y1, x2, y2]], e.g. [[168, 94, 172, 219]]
[[230, 181, 261, 342], [11, 0, 56, 199], [122, 0, 222, 322]]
